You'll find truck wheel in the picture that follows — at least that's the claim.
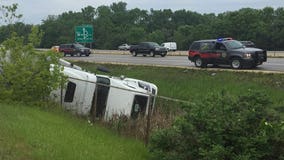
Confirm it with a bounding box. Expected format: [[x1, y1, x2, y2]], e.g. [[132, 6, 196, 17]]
[[230, 58, 242, 69], [150, 51, 155, 57], [161, 52, 167, 57], [194, 57, 206, 68], [132, 51, 137, 56]]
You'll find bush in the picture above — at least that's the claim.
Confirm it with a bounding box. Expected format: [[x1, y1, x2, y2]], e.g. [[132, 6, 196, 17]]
[[149, 90, 284, 160], [0, 34, 63, 104]]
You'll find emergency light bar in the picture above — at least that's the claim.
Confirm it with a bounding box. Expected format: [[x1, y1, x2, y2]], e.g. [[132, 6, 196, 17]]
[[217, 37, 233, 42]]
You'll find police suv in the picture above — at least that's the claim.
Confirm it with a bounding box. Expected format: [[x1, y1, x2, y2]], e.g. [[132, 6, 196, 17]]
[[188, 38, 267, 69]]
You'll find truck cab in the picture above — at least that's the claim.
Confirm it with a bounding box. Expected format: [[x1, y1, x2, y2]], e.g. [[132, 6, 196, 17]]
[[50, 60, 158, 120]]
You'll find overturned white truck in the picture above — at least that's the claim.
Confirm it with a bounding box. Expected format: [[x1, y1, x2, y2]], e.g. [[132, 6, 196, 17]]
[[50, 60, 158, 120]]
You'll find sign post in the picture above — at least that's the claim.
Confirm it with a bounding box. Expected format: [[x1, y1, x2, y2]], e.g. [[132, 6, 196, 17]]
[[75, 25, 93, 45]]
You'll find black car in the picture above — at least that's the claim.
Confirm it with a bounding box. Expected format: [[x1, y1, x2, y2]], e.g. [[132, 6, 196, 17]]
[[129, 42, 167, 57], [59, 43, 91, 56], [188, 38, 267, 69]]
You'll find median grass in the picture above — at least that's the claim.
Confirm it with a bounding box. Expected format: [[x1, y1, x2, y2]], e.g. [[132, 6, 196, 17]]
[[0, 103, 149, 160], [76, 62, 284, 107], [71, 62, 284, 135]]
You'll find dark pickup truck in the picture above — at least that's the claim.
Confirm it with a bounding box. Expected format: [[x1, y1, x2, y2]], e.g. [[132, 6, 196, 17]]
[[129, 42, 167, 57], [188, 38, 267, 69]]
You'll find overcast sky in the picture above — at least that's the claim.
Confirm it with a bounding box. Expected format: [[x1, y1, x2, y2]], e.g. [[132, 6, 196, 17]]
[[1, 0, 284, 24]]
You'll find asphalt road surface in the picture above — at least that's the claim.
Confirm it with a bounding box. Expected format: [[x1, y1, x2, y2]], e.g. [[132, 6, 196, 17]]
[[64, 54, 284, 73]]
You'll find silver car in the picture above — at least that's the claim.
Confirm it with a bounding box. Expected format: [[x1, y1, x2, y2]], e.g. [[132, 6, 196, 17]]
[[118, 43, 130, 50]]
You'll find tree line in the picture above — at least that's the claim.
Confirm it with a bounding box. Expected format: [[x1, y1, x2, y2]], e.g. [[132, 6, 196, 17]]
[[1, 2, 284, 50]]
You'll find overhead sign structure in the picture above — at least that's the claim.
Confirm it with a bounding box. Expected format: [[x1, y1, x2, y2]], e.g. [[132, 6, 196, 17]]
[[75, 25, 93, 43]]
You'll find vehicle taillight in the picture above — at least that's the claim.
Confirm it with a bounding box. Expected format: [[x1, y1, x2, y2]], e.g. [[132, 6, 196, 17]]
[[188, 50, 195, 56]]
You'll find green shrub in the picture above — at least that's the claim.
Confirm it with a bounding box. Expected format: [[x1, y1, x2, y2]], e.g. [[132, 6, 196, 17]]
[[149, 90, 284, 160], [0, 34, 63, 104]]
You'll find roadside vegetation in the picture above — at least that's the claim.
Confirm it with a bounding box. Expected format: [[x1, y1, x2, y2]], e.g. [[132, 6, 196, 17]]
[[75, 62, 284, 160], [1, 59, 283, 159]]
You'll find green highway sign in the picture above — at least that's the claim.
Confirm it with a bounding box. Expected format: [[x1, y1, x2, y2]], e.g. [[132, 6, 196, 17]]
[[75, 25, 93, 43]]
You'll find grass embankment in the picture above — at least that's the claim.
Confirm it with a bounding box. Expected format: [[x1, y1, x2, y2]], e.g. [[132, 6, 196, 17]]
[[0, 103, 148, 160]]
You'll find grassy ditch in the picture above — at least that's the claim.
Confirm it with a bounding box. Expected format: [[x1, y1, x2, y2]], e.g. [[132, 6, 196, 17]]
[[0, 103, 149, 160]]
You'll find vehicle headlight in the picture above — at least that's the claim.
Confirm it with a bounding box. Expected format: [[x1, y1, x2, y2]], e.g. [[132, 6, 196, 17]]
[[244, 53, 251, 58], [80, 49, 84, 52], [155, 47, 160, 51]]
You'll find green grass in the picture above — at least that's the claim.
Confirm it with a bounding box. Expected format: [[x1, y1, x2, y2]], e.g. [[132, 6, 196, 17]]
[[76, 62, 284, 106], [2, 62, 284, 159], [0, 103, 148, 160]]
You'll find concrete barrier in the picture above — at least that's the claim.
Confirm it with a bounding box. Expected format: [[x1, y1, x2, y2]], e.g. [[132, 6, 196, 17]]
[[92, 49, 284, 57], [267, 51, 284, 57], [37, 48, 284, 57]]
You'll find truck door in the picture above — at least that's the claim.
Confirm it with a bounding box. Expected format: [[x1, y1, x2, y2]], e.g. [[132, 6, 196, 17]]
[[214, 42, 228, 64], [91, 77, 110, 119], [199, 42, 218, 60], [140, 43, 148, 53], [131, 95, 148, 119]]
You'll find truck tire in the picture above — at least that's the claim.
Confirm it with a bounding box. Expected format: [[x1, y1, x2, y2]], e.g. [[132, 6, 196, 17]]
[[131, 51, 137, 56], [194, 57, 206, 68], [160, 52, 167, 57], [230, 58, 242, 69], [150, 51, 155, 57]]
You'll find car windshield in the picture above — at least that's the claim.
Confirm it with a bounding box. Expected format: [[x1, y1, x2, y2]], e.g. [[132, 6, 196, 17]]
[[223, 40, 244, 49], [74, 43, 85, 48]]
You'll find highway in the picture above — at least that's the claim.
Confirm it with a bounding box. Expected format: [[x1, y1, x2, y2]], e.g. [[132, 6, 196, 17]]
[[64, 53, 284, 73]]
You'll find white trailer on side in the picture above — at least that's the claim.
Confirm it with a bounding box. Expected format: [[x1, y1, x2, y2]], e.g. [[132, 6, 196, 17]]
[[50, 60, 158, 120]]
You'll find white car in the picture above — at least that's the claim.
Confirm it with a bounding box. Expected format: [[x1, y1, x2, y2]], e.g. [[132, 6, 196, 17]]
[[118, 43, 130, 50], [161, 42, 177, 51]]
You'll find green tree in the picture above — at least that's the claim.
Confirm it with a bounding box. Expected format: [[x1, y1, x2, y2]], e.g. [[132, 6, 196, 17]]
[[4, 2, 281, 50], [40, 15, 61, 47], [0, 3, 22, 25], [0, 22, 32, 44], [127, 27, 146, 44], [81, 6, 96, 23], [0, 35, 63, 103], [29, 25, 44, 47], [147, 30, 165, 44], [271, 8, 284, 50], [0, 3, 63, 104], [93, 5, 114, 49]]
